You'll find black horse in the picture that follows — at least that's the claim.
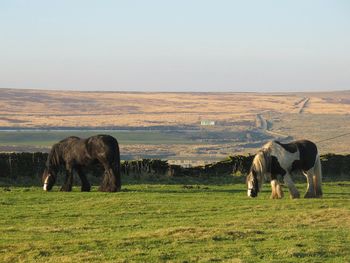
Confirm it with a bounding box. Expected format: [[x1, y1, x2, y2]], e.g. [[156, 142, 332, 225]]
[[42, 135, 121, 192]]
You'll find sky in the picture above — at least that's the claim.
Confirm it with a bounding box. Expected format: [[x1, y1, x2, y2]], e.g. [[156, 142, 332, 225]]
[[0, 0, 349, 92]]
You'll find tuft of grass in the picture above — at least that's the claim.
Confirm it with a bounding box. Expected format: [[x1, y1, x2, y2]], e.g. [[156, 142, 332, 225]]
[[0, 182, 349, 262]]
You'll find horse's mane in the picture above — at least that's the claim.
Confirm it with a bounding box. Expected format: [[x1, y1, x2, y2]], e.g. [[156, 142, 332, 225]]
[[46, 143, 61, 170], [251, 142, 272, 179], [47, 136, 81, 170]]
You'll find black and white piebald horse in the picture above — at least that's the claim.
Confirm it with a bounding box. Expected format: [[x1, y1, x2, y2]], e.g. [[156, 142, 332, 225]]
[[246, 140, 322, 199], [42, 134, 121, 192]]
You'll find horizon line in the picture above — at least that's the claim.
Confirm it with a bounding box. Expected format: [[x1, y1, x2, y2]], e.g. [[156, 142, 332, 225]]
[[1, 87, 349, 94]]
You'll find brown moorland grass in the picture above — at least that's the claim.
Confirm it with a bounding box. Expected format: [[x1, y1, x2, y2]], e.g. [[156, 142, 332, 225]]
[[0, 88, 349, 155], [1, 89, 349, 128]]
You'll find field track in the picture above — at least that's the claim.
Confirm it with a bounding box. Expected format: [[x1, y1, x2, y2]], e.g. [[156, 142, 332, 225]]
[[0, 182, 349, 262]]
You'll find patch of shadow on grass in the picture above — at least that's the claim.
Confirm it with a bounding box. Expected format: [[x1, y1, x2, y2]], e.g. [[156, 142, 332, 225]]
[[128, 227, 266, 244], [130, 187, 243, 195], [212, 230, 265, 242], [0, 200, 16, 205], [159, 252, 176, 261], [34, 250, 51, 259], [291, 250, 328, 258], [2, 227, 18, 233], [323, 192, 350, 199], [123, 175, 245, 186], [335, 183, 350, 187]]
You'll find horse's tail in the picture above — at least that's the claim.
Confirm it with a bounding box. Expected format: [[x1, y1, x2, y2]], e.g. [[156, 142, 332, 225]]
[[313, 153, 323, 197], [99, 136, 121, 192]]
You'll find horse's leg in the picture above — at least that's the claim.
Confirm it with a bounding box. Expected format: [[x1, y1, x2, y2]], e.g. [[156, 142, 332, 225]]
[[76, 166, 91, 192], [276, 183, 284, 198], [98, 150, 121, 192], [60, 168, 73, 192], [270, 180, 278, 199], [313, 175, 323, 197], [270, 179, 284, 199], [99, 163, 109, 192], [283, 173, 300, 199], [99, 163, 118, 192], [100, 167, 117, 192], [60, 172, 69, 191], [99, 169, 106, 192], [303, 170, 316, 198], [270, 180, 276, 199]]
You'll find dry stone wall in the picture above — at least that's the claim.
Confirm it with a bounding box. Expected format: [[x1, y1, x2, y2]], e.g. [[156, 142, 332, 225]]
[[0, 153, 349, 181]]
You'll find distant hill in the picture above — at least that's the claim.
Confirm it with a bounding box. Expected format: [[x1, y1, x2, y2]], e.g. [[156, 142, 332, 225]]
[[0, 88, 349, 128], [0, 88, 349, 156]]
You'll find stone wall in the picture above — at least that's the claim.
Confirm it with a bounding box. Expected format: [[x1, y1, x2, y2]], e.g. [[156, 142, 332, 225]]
[[0, 153, 349, 181]]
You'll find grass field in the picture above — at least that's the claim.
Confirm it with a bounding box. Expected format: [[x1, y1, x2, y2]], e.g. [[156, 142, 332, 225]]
[[0, 181, 349, 262], [0, 130, 195, 147], [0, 129, 259, 148]]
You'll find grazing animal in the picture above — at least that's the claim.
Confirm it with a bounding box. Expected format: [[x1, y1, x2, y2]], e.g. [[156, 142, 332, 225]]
[[246, 140, 322, 199], [42, 135, 121, 192]]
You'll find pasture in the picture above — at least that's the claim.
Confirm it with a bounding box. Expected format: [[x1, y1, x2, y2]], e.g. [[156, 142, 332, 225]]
[[0, 182, 349, 262], [0, 130, 195, 147]]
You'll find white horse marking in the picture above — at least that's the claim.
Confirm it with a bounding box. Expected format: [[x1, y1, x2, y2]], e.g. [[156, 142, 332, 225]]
[[43, 176, 49, 191], [247, 180, 253, 196]]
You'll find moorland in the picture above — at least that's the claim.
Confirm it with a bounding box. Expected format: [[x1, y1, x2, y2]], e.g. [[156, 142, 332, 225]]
[[0, 88, 349, 161]]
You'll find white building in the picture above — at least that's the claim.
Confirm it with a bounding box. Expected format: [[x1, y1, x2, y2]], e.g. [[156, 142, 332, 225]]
[[200, 120, 215, 126]]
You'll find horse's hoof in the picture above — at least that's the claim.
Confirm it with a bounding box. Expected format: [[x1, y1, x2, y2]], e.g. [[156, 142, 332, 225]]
[[81, 186, 91, 192], [276, 190, 284, 199], [290, 193, 300, 199], [271, 194, 282, 199], [60, 187, 72, 192], [304, 192, 316, 198], [99, 185, 120, 192], [315, 190, 323, 198]]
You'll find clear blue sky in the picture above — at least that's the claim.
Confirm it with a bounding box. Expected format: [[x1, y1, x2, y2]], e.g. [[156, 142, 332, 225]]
[[0, 0, 349, 92]]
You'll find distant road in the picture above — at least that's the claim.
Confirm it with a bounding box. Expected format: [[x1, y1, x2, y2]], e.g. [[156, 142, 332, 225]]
[[294, 97, 310, 114], [255, 114, 268, 130], [254, 96, 310, 140], [255, 113, 288, 139]]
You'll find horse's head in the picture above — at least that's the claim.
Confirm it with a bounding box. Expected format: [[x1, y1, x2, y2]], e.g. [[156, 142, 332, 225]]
[[42, 168, 56, 191], [246, 151, 268, 198], [42, 143, 61, 191], [246, 169, 260, 197]]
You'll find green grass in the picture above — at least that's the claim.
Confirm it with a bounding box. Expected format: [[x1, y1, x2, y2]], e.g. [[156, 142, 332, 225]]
[[0, 130, 197, 147], [0, 182, 349, 262], [0, 129, 253, 148]]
